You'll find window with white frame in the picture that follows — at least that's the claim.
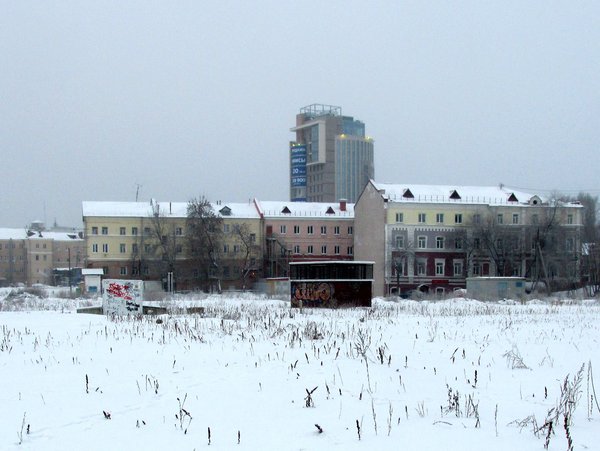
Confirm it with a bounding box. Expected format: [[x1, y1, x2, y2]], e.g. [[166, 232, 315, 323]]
[[473, 263, 481, 276], [91, 227, 98, 235], [395, 212, 404, 223], [567, 214, 573, 225], [453, 261, 463, 276], [418, 213, 426, 223], [566, 237, 574, 252], [455, 238, 463, 249], [120, 227, 126, 235], [294, 225, 300, 234], [280, 225, 286, 234], [320, 225, 327, 235], [497, 214, 503, 224], [132, 227, 138, 235], [347, 246, 353, 255], [119, 243, 126, 253], [417, 261, 426, 275], [418, 236, 426, 248], [293, 244, 300, 254], [102, 244, 108, 253], [307, 225, 314, 235], [176, 227, 183, 235], [395, 235, 404, 248], [92, 243, 98, 253], [334, 245, 340, 255], [120, 266, 127, 276], [307, 245, 314, 254], [321, 245, 327, 254], [102, 227, 108, 235], [436, 213, 444, 223], [436, 236, 444, 249], [455, 213, 463, 224], [473, 214, 481, 224], [512, 213, 519, 224], [435, 260, 445, 275], [334, 226, 340, 235], [348, 226, 353, 235]]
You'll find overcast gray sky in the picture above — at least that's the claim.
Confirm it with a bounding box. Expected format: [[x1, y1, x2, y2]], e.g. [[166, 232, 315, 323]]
[[2, 1, 599, 228]]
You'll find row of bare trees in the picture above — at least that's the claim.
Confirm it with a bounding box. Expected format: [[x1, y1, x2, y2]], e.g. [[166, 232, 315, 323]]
[[131, 197, 259, 292]]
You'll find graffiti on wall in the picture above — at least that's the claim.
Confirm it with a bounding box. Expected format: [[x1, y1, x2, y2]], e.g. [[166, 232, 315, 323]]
[[292, 282, 334, 307]]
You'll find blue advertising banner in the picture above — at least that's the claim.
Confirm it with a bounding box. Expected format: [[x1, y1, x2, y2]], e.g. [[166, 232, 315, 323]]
[[290, 144, 307, 188]]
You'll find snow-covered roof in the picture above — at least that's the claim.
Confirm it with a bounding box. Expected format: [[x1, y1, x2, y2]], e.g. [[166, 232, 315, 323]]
[[0, 228, 82, 241], [255, 200, 354, 218], [370, 181, 553, 206], [82, 200, 261, 219]]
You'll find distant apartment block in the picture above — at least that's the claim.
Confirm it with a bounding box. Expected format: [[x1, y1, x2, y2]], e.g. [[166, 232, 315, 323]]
[[290, 104, 374, 203], [0, 227, 84, 287]]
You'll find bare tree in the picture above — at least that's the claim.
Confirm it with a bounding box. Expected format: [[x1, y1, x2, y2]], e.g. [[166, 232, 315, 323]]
[[186, 197, 224, 292], [232, 223, 259, 290]]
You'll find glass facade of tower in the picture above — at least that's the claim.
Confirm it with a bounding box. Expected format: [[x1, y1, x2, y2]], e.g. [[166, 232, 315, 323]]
[[291, 104, 374, 203]]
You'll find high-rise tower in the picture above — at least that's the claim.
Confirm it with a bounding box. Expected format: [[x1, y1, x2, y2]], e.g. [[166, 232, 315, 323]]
[[290, 104, 374, 203]]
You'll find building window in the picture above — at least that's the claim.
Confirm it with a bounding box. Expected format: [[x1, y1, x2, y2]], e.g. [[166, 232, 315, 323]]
[[435, 261, 445, 275], [92, 227, 98, 235], [436, 213, 444, 223], [293, 245, 300, 254], [250, 233, 256, 243], [347, 246, 354, 255], [144, 244, 152, 254], [436, 237, 444, 249], [395, 235, 404, 248], [334, 245, 340, 255], [120, 227, 126, 235], [396, 212, 404, 223], [418, 236, 426, 249], [512, 213, 519, 224], [455, 238, 463, 249], [418, 213, 426, 223], [132, 266, 140, 276], [102, 244, 109, 253], [223, 244, 229, 253], [496, 238, 503, 249], [307, 245, 314, 254], [567, 214, 573, 225], [176, 227, 183, 236], [132, 243, 138, 253], [455, 214, 463, 224], [348, 226, 353, 235], [321, 245, 327, 254], [473, 263, 481, 276], [417, 261, 426, 275], [453, 261, 463, 276], [474, 238, 481, 249], [280, 225, 287, 234], [144, 227, 151, 235], [532, 214, 539, 225], [566, 237, 574, 252], [497, 214, 503, 224], [119, 243, 126, 253], [320, 226, 327, 235], [102, 227, 108, 235], [334, 226, 340, 235], [307, 225, 314, 235], [294, 225, 300, 234], [132, 227, 138, 235], [473, 214, 481, 225], [176, 244, 183, 254], [120, 266, 127, 276]]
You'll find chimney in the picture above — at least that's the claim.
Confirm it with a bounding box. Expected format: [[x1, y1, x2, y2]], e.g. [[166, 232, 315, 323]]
[[339, 199, 347, 212]]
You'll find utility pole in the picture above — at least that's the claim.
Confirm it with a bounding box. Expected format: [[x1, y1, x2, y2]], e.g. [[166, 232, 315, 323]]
[[68, 247, 72, 296]]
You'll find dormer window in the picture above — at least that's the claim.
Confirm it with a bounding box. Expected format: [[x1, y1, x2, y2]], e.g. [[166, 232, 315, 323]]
[[281, 206, 291, 214], [507, 193, 519, 202], [402, 188, 414, 199], [219, 206, 232, 216], [325, 206, 335, 214], [449, 190, 461, 200], [529, 196, 542, 206]]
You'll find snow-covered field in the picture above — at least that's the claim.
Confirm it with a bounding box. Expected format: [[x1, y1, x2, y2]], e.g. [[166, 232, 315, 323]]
[[1, 288, 599, 450]]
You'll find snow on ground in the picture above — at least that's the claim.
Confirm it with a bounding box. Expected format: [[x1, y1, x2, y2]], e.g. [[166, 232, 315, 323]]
[[0, 289, 599, 450]]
